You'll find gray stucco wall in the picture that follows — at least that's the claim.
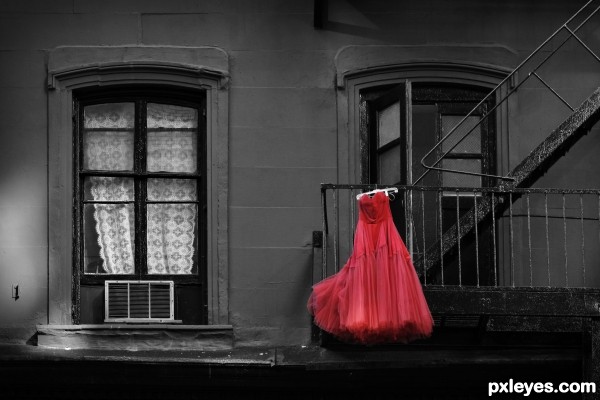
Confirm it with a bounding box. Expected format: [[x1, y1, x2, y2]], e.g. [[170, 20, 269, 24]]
[[0, 0, 597, 346]]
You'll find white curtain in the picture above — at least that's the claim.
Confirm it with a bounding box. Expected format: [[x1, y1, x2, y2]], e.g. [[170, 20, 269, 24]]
[[84, 103, 197, 275], [146, 128, 197, 274], [85, 129, 136, 275]]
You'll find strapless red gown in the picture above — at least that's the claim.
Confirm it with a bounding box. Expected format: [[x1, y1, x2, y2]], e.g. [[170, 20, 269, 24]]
[[308, 191, 433, 344]]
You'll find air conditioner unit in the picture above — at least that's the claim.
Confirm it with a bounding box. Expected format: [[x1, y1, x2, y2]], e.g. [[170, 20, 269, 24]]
[[104, 280, 174, 323]]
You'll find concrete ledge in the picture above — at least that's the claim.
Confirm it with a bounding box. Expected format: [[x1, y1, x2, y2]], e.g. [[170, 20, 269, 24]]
[[0, 343, 581, 399], [36, 324, 234, 351]]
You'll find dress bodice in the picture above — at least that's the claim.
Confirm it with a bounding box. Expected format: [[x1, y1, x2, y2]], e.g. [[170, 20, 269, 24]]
[[358, 192, 392, 224]]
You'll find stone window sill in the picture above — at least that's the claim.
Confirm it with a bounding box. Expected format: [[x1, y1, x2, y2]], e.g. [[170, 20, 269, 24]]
[[36, 324, 233, 352]]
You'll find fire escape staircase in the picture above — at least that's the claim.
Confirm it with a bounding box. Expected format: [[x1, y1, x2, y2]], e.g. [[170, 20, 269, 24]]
[[415, 0, 600, 278]]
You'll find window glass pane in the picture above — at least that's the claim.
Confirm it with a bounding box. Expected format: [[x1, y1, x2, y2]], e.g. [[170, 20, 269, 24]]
[[441, 115, 481, 154], [147, 103, 198, 173], [147, 103, 198, 129], [377, 101, 400, 148], [378, 145, 401, 184], [412, 105, 437, 185], [84, 203, 135, 274], [83, 103, 134, 171], [147, 179, 197, 201], [147, 204, 198, 275], [84, 177, 134, 201], [441, 159, 482, 187]]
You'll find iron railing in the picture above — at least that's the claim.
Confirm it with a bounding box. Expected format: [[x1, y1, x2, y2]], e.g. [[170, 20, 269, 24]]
[[414, 0, 600, 185], [320, 184, 600, 289]]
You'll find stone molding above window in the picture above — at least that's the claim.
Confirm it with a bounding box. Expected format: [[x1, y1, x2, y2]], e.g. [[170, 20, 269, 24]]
[[334, 44, 518, 88], [334, 44, 517, 184], [47, 45, 229, 90], [47, 46, 229, 326]]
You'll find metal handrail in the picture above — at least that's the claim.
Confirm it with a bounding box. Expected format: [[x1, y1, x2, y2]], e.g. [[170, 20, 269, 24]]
[[413, 0, 600, 186], [322, 183, 600, 195], [320, 182, 600, 234], [320, 183, 600, 289]]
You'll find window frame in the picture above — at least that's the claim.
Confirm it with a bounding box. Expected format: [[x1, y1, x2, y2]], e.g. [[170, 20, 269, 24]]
[[333, 58, 511, 264], [73, 86, 208, 286], [47, 46, 230, 326]]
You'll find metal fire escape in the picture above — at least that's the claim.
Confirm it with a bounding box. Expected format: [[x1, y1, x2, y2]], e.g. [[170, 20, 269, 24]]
[[414, 0, 600, 277]]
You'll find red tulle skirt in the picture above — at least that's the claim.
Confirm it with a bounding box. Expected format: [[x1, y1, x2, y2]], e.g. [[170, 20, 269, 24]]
[[308, 192, 433, 344]]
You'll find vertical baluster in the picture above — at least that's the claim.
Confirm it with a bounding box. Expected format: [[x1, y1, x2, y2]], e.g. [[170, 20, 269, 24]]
[[563, 193, 568, 287], [491, 192, 497, 287], [580, 193, 586, 287], [545, 192, 551, 287], [421, 190, 427, 285], [509, 192, 514, 287], [598, 193, 600, 286], [406, 189, 412, 258], [456, 189, 461, 287], [405, 189, 409, 245], [439, 190, 444, 286], [350, 188, 355, 247], [333, 189, 339, 273], [321, 187, 327, 281], [474, 192, 480, 287], [527, 192, 532, 287]]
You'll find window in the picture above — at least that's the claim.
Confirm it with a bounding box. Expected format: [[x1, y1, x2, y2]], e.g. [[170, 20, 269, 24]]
[[47, 46, 229, 327], [74, 87, 207, 324], [360, 82, 497, 285], [332, 49, 511, 285], [361, 83, 496, 188]]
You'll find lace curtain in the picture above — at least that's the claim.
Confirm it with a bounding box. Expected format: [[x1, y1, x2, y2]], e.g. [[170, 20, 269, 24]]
[[84, 103, 198, 275]]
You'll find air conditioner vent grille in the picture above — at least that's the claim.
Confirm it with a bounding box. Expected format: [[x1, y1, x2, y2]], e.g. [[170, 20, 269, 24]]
[[108, 283, 129, 318], [105, 281, 174, 322], [150, 284, 171, 318]]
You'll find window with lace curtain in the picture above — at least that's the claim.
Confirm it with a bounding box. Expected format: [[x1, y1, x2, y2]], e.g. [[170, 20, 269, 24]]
[[74, 87, 207, 323]]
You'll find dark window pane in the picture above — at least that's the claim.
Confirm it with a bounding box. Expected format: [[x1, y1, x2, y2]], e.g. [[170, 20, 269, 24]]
[[378, 145, 401, 184], [441, 115, 481, 154], [441, 159, 482, 188], [412, 105, 438, 185], [377, 101, 400, 148]]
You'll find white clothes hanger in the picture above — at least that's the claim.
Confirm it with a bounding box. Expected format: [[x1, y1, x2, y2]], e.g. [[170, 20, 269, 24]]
[[356, 187, 398, 200]]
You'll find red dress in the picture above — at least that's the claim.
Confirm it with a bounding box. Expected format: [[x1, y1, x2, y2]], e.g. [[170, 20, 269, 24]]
[[308, 191, 433, 344]]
